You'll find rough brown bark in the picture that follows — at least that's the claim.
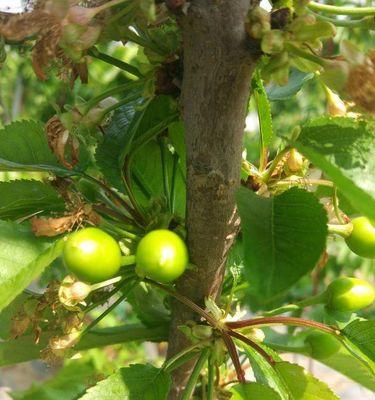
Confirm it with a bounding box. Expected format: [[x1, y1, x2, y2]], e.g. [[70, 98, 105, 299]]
[[167, 1, 258, 398]]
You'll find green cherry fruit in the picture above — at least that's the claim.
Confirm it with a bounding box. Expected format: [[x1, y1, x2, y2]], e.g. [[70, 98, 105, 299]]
[[135, 229, 188, 283], [305, 331, 341, 360], [63, 227, 122, 283], [326, 277, 375, 313], [345, 217, 375, 259]]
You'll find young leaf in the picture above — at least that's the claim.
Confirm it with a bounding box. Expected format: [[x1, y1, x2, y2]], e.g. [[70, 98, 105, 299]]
[[236, 187, 328, 305], [274, 362, 339, 399], [0, 120, 68, 175], [230, 382, 281, 400], [11, 360, 98, 400], [79, 364, 171, 400], [293, 117, 375, 220], [0, 221, 64, 313], [266, 69, 314, 101], [0, 180, 65, 220]]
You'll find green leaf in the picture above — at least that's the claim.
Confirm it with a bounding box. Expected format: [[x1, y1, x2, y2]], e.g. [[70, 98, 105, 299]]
[[10, 360, 98, 400], [0, 120, 69, 175], [230, 382, 281, 399], [293, 117, 375, 221], [0, 180, 65, 220], [342, 320, 375, 360], [236, 187, 328, 305], [341, 319, 375, 373], [95, 98, 144, 191], [274, 362, 339, 399], [252, 70, 273, 150], [129, 95, 178, 148], [95, 96, 178, 193], [168, 121, 186, 175], [0, 221, 63, 313], [242, 343, 289, 400], [266, 69, 314, 101], [79, 364, 171, 400], [126, 283, 170, 328], [319, 348, 375, 392], [132, 139, 186, 216]]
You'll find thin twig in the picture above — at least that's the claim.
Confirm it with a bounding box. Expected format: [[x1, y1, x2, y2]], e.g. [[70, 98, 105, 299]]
[[226, 316, 339, 335], [222, 333, 246, 383]]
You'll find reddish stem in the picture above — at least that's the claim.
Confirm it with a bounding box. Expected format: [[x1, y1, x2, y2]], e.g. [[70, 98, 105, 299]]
[[228, 329, 275, 366], [222, 333, 246, 383], [226, 316, 338, 335], [144, 279, 218, 327]]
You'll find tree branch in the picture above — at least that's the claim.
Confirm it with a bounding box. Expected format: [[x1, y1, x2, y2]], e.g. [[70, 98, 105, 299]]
[[166, 1, 259, 397]]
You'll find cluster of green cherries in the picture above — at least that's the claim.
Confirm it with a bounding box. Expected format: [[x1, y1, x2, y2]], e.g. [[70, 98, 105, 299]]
[[62, 227, 188, 284]]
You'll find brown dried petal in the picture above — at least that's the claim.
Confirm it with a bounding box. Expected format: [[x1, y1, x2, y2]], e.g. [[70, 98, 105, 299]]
[[10, 314, 31, 339], [347, 52, 375, 113], [49, 331, 80, 351], [0, 11, 52, 41], [31, 215, 76, 237]]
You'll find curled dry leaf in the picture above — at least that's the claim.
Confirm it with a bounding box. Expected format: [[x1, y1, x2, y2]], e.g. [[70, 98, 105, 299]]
[[31, 204, 101, 237], [45, 115, 79, 169]]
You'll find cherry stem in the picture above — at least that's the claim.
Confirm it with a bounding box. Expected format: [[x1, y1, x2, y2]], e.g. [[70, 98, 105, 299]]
[[121, 255, 136, 266], [262, 147, 290, 183], [228, 329, 275, 366], [226, 316, 339, 336], [273, 178, 334, 189], [88, 47, 143, 78], [144, 279, 218, 327], [327, 223, 353, 238], [82, 173, 145, 227], [81, 279, 137, 336], [163, 340, 210, 373], [333, 187, 345, 224], [90, 276, 123, 291], [263, 291, 327, 316], [222, 333, 246, 383], [286, 43, 327, 68], [307, 1, 375, 16], [94, 0, 132, 14]]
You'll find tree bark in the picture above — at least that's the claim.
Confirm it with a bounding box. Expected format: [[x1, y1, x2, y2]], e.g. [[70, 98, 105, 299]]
[[167, 1, 258, 398]]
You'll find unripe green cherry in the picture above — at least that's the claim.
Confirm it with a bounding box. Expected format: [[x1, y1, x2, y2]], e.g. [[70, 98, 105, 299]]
[[63, 227, 122, 283], [345, 217, 375, 259], [305, 331, 341, 359], [326, 277, 375, 313], [135, 229, 188, 283]]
